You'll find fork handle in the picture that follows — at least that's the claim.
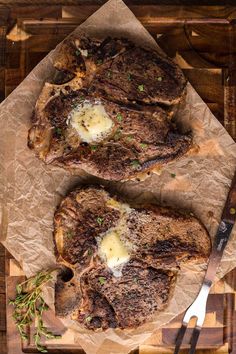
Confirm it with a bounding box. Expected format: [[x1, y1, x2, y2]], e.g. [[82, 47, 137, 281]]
[[221, 170, 236, 223], [204, 170, 236, 286]]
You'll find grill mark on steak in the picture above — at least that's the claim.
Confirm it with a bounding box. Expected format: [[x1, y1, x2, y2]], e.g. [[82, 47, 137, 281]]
[[138, 237, 200, 269], [126, 206, 211, 269], [140, 133, 192, 169]]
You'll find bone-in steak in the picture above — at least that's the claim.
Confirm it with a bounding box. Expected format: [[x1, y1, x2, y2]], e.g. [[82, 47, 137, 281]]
[[28, 36, 191, 180], [54, 186, 211, 330]]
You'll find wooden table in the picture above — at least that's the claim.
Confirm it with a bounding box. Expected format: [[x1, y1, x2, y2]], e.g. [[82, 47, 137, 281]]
[[0, 2, 236, 353]]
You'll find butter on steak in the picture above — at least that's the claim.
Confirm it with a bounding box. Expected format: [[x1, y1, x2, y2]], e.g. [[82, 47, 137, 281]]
[[29, 89, 191, 180]]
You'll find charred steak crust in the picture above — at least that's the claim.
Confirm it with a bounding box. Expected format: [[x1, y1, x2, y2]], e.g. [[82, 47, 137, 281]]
[[54, 187, 121, 267], [126, 206, 211, 269], [54, 186, 211, 330], [90, 43, 186, 105], [28, 36, 191, 180], [79, 261, 176, 329]]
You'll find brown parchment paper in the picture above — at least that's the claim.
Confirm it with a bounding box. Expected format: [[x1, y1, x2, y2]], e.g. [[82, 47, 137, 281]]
[[1, 1, 236, 353]]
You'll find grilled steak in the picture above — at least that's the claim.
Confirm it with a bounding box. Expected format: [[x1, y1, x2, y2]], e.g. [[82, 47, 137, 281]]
[[126, 206, 210, 269], [89, 39, 186, 106], [54, 187, 121, 268], [28, 36, 191, 180], [53, 37, 186, 106], [54, 186, 211, 330], [79, 261, 176, 329]]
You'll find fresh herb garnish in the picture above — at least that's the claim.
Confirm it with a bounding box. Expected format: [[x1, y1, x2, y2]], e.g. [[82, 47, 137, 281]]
[[130, 160, 141, 169], [230, 207, 236, 215], [107, 70, 112, 78], [55, 127, 62, 136], [96, 59, 103, 65], [88, 249, 93, 256], [71, 103, 78, 109], [157, 76, 163, 81], [85, 315, 92, 322], [75, 50, 80, 56], [116, 113, 123, 122], [96, 217, 104, 226], [98, 277, 106, 285], [126, 135, 133, 142], [170, 173, 176, 178], [65, 231, 74, 239], [140, 143, 147, 149], [9, 270, 61, 353], [90, 145, 97, 151], [114, 128, 121, 140], [138, 84, 144, 92], [127, 73, 132, 81]]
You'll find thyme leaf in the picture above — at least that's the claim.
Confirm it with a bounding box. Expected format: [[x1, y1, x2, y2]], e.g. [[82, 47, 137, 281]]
[[130, 160, 141, 170], [127, 73, 132, 81], [9, 269, 61, 353], [138, 84, 144, 92], [116, 113, 123, 122], [140, 143, 148, 149], [96, 217, 104, 226], [98, 277, 106, 285]]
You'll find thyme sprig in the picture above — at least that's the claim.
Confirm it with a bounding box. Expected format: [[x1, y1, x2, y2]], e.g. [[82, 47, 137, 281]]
[[9, 269, 61, 353]]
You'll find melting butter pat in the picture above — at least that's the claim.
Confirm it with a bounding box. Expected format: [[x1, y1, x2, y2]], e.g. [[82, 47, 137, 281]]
[[100, 231, 130, 269], [106, 198, 132, 214], [69, 101, 113, 143]]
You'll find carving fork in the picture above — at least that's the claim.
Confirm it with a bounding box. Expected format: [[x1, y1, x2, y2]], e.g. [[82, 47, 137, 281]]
[[174, 170, 236, 354]]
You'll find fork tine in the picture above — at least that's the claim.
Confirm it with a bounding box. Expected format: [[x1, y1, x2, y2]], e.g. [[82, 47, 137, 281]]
[[189, 325, 201, 354], [173, 323, 187, 354]]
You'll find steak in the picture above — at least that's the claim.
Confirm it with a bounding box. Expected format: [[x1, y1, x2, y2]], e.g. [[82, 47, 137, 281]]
[[89, 40, 186, 106], [53, 36, 186, 106], [54, 186, 211, 330], [29, 89, 191, 180], [54, 187, 121, 268], [28, 35, 191, 181], [78, 290, 118, 330], [126, 206, 210, 268], [79, 260, 175, 329]]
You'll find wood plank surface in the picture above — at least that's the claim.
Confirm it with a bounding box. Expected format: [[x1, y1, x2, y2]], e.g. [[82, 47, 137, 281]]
[[0, 246, 6, 354], [6, 260, 236, 354]]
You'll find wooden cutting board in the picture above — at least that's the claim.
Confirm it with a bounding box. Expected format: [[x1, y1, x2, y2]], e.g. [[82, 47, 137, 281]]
[[1, 3, 236, 353], [5, 253, 236, 353]]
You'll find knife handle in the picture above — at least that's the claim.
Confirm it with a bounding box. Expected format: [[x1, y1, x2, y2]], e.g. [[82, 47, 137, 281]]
[[204, 170, 236, 286], [222, 170, 236, 223]]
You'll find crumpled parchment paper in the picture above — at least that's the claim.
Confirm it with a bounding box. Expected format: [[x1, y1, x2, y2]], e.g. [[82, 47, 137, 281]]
[[1, 1, 236, 353]]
